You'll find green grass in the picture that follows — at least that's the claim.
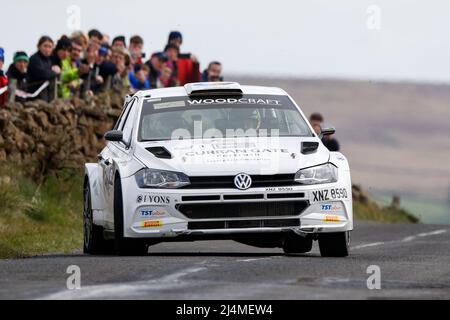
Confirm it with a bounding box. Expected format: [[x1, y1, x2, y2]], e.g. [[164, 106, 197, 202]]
[[372, 192, 450, 225], [0, 166, 83, 259], [353, 200, 419, 223]]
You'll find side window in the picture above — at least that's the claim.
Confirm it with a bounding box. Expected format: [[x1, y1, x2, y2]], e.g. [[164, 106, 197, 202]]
[[114, 100, 132, 130], [121, 99, 138, 145]]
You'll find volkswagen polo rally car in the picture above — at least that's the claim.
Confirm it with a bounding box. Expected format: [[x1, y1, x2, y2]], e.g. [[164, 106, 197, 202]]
[[83, 82, 353, 256]]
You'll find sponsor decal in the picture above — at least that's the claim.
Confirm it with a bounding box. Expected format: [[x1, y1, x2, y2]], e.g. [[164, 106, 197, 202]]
[[187, 98, 282, 106], [320, 203, 342, 211], [137, 195, 170, 204], [323, 215, 341, 222], [184, 148, 289, 157], [141, 220, 163, 228], [312, 188, 348, 202], [140, 209, 168, 217]]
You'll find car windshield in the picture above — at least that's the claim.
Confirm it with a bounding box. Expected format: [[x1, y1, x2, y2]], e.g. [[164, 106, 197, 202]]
[[138, 94, 313, 141]]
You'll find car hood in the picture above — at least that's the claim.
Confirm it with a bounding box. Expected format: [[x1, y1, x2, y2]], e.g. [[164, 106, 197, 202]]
[[133, 137, 329, 176]]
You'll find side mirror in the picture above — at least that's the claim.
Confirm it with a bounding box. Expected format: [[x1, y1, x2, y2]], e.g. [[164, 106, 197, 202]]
[[320, 126, 335, 138], [104, 130, 123, 142]]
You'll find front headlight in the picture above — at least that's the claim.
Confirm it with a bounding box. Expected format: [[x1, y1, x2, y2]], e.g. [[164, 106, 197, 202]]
[[135, 168, 190, 188], [295, 163, 338, 185]]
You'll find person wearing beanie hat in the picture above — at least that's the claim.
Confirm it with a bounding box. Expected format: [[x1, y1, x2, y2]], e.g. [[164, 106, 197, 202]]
[[6, 51, 29, 102], [0, 47, 8, 108], [168, 31, 183, 48]]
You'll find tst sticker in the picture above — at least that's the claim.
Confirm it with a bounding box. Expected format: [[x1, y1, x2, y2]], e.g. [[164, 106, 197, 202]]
[[312, 188, 348, 202], [140, 209, 168, 217]]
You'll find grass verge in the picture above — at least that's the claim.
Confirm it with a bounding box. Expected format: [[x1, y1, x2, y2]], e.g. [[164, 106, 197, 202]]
[[0, 166, 83, 259]]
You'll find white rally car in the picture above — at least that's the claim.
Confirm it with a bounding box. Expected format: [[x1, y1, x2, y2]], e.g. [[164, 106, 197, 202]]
[[83, 82, 353, 256]]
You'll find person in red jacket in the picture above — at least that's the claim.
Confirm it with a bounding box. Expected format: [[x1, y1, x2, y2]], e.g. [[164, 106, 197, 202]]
[[166, 31, 200, 85], [0, 47, 8, 108]]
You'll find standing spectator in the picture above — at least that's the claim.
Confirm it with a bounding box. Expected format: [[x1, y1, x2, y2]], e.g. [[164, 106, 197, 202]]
[[6, 51, 29, 102], [27, 36, 60, 102], [59, 39, 83, 98], [97, 45, 117, 87], [309, 113, 340, 151], [0, 47, 8, 108], [166, 31, 200, 85], [129, 35, 144, 68], [112, 36, 127, 49], [79, 43, 104, 96], [145, 52, 167, 88], [163, 44, 180, 87], [201, 61, 223, 82], [111, 46, 131, 91]]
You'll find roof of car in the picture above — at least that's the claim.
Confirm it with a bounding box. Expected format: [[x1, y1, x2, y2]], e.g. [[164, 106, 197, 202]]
[[133, 83, 288, 99]]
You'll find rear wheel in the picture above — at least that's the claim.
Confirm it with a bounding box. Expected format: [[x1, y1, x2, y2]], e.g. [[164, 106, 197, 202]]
[[282, 234, 313, 254], [83, 181, 114, 254], [318, 231, 350, 257], [113, 175, 149, 256]]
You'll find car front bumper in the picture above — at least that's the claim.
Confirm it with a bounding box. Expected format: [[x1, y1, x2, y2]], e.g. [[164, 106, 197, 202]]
[[120, 175, 353, 239]]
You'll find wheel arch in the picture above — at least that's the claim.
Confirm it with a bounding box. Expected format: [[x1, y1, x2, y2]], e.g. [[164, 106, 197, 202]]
[[84, 163, 106, 210]]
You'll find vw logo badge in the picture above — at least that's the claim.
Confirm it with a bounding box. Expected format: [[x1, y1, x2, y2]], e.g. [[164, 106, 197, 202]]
[[234, 173, 252, 190]]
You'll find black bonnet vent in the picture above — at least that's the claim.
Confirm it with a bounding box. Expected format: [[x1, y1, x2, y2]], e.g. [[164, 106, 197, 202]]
[[146, 147, 172, 159], [301, 142, 319, 154]]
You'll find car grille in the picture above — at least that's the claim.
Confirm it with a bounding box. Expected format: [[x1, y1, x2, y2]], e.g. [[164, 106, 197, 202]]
[[183, 174, 296, 189], [188, 218, 300, 230], [176, 201, 308, 219]]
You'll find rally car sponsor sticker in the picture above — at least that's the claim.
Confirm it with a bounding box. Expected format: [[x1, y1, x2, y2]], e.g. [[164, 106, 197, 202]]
[[141, 220, 163, 228], [139, 209, 168, 217], [136, 195, 170, 204], [323, 215, 341, 222]]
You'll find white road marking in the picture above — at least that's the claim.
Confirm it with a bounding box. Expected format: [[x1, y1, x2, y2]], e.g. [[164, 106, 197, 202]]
[[236, 257, 272, 262], [351, 242, 385, 250], [402, 229, 447, 242], [39, 266, 206, 300]]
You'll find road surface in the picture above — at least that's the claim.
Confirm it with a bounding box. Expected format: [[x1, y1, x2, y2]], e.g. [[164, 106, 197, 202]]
[[0, 221, 449, 299]]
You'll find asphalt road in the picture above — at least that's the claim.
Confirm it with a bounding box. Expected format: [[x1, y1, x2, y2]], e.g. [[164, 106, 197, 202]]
[[0, 221, 449, 300]]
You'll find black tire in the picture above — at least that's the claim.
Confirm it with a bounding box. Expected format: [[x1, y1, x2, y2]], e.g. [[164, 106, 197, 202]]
[[318, 231, 350, 257], [113, 175, 148, 256], [83, 181, 114, 254], [282, 234, 313, 254]]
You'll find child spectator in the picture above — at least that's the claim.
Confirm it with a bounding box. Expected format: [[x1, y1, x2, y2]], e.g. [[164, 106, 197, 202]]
[[0, 47, 8, 107], [51, 36, 71, 68], [6, 51, 29, 102], [27, 36, 60, 102]]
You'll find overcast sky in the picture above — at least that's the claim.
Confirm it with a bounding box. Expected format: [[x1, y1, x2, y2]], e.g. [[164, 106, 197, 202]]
[[2, 0, 450, 82]]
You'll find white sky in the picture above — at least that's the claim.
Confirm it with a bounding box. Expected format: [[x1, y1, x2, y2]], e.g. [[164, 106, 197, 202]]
[[1, 0, 450, 82]]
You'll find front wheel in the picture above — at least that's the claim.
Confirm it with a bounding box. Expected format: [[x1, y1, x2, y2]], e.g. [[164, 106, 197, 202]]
[[318, 231, 350, 257]]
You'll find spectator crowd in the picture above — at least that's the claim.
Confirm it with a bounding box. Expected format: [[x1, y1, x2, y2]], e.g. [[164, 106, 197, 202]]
[[0, 30, 224, 106]]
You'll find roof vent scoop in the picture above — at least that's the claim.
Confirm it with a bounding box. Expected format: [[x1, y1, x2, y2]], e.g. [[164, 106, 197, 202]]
[[301, 142, 319, 154], [184, 82, 243, 96], [146, 146, 172, 159]]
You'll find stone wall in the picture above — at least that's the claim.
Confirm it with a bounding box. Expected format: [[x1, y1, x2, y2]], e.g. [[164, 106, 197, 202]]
[[0, 90, 125, 172]]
